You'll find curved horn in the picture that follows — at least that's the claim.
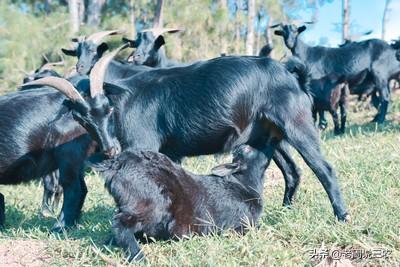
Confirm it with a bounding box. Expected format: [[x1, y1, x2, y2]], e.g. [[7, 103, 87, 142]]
[[39, 61, 65, 72], [141, 28, 182, 37], [86, 30, 125, 44], [89, 43, 129, 98], [21, 77, 84, 102]]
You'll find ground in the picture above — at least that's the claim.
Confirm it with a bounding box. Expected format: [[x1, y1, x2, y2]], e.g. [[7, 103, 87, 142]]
[[0, 94, 399, 266]]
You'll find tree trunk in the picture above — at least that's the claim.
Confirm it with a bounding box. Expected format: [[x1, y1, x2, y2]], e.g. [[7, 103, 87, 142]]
[[218, 0, 228, 54], [44, 0, 52, 14], [264, 17, 274, 58], [245, 0, 255, 55], [130, 0, 136, 37], [234, 1, 240, 54], [382, 0, 392, 40], [153, 0, 165, 28], [78, 0, 85, 25], [342, 0, 350, 42], [68, 0, 80, 34], [87, 0, 106, 27]]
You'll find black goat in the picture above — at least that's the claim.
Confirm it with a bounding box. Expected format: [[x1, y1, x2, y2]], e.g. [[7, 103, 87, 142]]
[[61, 30, 151, 80], [0, 49, 121, 231], [21, 67, 64, 216], [123, 28, 182, 68], [273, 23, 400, 123], [102, 55, 348, 222], [91, 145, 273, 261]]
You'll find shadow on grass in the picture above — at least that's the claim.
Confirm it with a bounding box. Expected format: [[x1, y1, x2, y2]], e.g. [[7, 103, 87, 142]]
[[321, 120, 400, 141], [52, 205, 114, 245], [1, 205, 55, 233]]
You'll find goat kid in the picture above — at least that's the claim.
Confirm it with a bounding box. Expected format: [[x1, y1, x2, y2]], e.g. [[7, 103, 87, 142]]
[[90, 145, 270, 262]]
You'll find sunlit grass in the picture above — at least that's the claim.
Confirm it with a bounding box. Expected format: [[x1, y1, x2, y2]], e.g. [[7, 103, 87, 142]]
[[0, 94, 399, 266]]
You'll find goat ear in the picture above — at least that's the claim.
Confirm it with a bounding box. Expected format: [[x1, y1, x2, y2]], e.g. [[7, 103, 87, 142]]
[[61, 48, 77, 57], [154, 35, 166, 50], [103, 82, 127, 96], [122, 37, 138, 48], [297, 25, 307, 34], [274, 30, 284, 36], [97, 43, 109, 57], [211, 163, 241, 177]]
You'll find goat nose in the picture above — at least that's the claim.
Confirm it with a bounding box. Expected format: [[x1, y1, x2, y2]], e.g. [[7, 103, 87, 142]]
[[104, 141, 121, 158]]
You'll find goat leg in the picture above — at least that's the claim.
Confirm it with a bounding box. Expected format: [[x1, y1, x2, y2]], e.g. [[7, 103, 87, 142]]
[[112, 218, 146, 263], [285, 110, 349, 221], [273, 142, 302, 206], [51, 169, 86, 233], [0, 193, 5, 227]]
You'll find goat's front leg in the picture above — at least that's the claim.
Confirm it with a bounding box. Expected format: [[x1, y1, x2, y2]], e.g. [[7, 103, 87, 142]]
[[318, 111, 328, 130], [273, 142, 302, 206], [0, 193, 5, 227], [330, 109, 341, 135], [51, 167, 87, 233]]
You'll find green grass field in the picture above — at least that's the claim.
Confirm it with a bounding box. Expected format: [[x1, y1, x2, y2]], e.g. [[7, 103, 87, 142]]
[[0, 94, 399, 267]]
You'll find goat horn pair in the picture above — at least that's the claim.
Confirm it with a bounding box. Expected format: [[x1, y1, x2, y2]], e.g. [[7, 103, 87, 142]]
[[21, 45, 128, 101], [140, 27, 182, 37], [86, 30, 125, 44]]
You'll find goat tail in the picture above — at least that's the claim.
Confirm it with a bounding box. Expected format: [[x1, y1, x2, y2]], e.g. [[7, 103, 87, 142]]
[[284, 56, 311, 96]]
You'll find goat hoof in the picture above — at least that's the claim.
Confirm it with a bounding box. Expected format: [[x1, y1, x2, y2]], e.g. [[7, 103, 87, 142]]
[[40, 207, 54, 218], [127, 250, 146, 263], [50, 223, 68, 234], [337, 213, 350, 223]]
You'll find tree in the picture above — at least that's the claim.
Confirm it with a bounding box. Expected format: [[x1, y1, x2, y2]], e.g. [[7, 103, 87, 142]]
[[68, 0, 80, 34], [342, 0, 350, 42], [87, 0, 106, 27], [153, 0, 165, 28], [129, 0, 136, 37], [382, 0, 392, 40], [245, 0, 256, 55]]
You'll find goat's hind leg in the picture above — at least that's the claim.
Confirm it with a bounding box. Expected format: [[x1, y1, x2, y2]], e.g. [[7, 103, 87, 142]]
[[0, 193, 5, 227], [285, 112, 349, 221]]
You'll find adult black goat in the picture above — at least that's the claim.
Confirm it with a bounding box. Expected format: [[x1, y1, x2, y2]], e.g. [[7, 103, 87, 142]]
[[102, 55, 348, 222], [0, 49, 121, 231], [273, 23, 400, 123], [61, 30, 151, 80], [90, 145, 271, 262], [123, 28, 182, 68]]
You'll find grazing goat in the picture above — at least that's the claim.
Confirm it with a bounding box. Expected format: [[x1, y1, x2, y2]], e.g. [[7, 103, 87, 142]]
[[91, 145, 271, 262], [102, 55, 348, 222], [273, 23, 400, 123], [0, 49, 121, 231], [123, 28, 182, 68]]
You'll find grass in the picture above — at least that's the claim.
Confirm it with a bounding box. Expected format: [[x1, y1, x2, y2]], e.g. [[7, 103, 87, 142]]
[[0, 94, 399, 266]]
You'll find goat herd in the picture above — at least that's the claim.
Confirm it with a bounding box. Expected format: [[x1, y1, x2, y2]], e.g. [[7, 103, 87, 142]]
[[0, 23, 399, 262]]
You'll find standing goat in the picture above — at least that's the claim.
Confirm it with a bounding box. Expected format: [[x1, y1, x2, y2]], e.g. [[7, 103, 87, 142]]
[[61, 30, 151, 80], [101, 55, 348, 222], [123, 28, 182, 68], [91, 145, 273, 262], [273, 23, 400, 123], [0, 49, 122, 231]]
